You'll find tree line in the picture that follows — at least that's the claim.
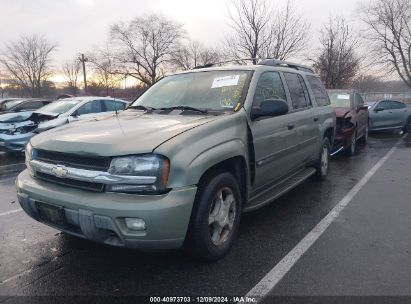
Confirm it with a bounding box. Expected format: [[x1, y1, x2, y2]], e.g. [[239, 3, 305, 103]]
[[1, 0, 410, 99]]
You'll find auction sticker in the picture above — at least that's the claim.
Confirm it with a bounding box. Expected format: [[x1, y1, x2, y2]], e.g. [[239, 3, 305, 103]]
[[211, 75, 240, 88]]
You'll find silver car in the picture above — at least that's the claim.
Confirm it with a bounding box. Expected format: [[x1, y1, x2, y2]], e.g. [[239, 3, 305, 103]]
[[0, 97, 128, 152], [368, 99, 411, 132]]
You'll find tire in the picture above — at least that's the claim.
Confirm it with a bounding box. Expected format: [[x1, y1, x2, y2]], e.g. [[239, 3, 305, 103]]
[[360, 125, 368, 144], [405, 117, 411, 133], [315, 137, 331, 181], [346, 130, 357, 156], [185, 172, 242, 262]]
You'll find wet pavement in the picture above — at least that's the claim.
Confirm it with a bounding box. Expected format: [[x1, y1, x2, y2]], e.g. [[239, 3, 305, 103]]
[[0, 131, 410, 300]]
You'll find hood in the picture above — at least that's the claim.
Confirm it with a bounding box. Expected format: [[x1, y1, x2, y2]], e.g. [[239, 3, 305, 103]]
[[36, 117, 68, 132], [334, 107, 352, 118], [31, 111, 219, 156], [0, 111, 33, 123]]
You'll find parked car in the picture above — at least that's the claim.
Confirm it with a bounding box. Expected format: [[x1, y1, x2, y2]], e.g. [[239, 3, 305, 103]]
[[0, 98, 51, 113], [16, 59, 335, 261], [0, 96, 127, 153], [0, 98, 22, 108], [368, 99, 411, 132], [327, 90, 369, 156]]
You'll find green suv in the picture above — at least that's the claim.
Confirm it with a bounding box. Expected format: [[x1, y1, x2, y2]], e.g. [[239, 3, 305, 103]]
[[16, 59, 336, 261]]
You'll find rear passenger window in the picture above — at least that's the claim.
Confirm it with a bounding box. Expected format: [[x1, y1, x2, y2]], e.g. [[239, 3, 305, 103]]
[[306, 75, 330, 106], [103, 100, 126, 111], [252, 72, 287, 109], [284, 73, 310, 109]]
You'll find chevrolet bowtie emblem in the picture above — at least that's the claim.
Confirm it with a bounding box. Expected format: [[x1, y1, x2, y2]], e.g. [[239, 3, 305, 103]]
[[51, 166, 68, 178]]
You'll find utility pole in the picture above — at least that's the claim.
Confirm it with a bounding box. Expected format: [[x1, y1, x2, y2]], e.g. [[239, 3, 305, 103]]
[[78, 54, 88, 95]]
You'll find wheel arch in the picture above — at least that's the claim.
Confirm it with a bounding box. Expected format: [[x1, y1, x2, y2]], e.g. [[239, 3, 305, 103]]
[[196, 156, 248, 207]]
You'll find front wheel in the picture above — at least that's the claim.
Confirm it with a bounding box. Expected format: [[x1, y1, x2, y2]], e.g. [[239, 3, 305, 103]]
[[185, 172, 242, 261], [346, 131, 357, 156], [315, 137, 331, 181], [405, 117, 411, 133], [360, 125, 368, 143]]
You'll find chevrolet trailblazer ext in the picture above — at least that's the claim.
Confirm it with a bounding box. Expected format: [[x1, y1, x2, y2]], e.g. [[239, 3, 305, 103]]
[[16, 59, 336, 261]]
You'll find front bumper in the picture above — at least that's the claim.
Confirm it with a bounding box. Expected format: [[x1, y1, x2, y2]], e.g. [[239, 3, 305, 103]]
[[16, 169, 197, 250], [331, 128, 355, 155], [0, 132, 33, 152]]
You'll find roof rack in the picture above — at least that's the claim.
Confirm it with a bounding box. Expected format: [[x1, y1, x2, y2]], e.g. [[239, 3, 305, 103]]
[[193, 58, 315, 74], [193, 58, 257, 69], [258, 59, 315, 73]]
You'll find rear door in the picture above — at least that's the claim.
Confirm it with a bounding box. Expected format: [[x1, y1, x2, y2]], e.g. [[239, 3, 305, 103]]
[[283, 72, 319, 164], [371, 100, 407, 129], [250, 71, 299, 189]]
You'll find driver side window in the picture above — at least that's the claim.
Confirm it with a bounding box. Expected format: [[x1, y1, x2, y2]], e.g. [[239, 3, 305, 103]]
[[252, 72, 287, 109], [76, 100, 103, 115]]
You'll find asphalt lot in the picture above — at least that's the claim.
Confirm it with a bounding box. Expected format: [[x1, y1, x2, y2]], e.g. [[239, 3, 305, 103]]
[[0, 131, 410, 302]]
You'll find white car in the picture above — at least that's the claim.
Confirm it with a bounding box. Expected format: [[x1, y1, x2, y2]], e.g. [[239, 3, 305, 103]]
[[0, 96, 128, 152]]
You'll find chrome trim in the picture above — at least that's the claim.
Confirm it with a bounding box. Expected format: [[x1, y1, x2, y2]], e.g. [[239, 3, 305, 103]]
[[30, 160, 157, 185]]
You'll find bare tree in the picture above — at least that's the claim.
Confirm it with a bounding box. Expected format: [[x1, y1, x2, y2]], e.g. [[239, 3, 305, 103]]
[[360, 0, 411, 89], [312, 17, 361, 89], [172, 40, 221, 70], [224, 0, 310, 64], [88, 45, 121, 96], [263, 0, 311, 60], [0, 35, 56, 97], [111, 14, 184, 87], [61, 58, 81, 95]]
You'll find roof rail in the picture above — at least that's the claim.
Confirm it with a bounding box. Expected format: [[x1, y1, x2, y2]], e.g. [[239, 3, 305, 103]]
[[193, 58, 258, 69], [258, 59, 315, 73]]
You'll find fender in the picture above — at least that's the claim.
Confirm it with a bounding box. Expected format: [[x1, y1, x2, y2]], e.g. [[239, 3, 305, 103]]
[[154, 110, 250, 189]]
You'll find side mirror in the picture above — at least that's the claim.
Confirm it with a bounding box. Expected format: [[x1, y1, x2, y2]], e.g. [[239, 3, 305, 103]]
[[375, 107, 384, 112], [71, 111, 79, 117], [251, 99, 289, 120]]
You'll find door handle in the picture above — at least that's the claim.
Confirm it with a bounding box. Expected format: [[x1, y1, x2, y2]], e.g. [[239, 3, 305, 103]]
[[313, 117, 319, 122], [288, 123, 295, 130]]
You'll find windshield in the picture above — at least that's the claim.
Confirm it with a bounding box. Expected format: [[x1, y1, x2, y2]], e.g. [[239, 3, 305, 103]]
[[328, 92, 352, 108], [37, 99, 82, 114], [2, 99, 25, 110], [132, 70, 252, 112]]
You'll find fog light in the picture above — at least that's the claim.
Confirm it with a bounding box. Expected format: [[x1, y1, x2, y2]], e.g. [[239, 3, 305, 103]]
[[125, 218, 146, 231]]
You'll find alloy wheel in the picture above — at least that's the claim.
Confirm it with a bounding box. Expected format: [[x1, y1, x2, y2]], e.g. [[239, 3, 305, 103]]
[[208, 187, 237, 246], [320, 145, 329, 176]]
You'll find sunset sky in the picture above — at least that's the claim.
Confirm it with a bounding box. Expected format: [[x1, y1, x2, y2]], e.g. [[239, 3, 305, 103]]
[[0, 0, 364, 83]]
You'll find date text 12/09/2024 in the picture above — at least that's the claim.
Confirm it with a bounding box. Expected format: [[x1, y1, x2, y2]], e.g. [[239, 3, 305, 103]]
[[149, 297, 257, 303]]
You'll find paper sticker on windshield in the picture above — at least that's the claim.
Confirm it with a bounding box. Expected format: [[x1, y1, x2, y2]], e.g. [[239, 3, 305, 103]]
[[211, 75, 240, 88], [337, 94, 350, 100]]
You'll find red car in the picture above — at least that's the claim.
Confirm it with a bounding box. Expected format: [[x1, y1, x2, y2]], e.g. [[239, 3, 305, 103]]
[[327, 90, 369, 156]]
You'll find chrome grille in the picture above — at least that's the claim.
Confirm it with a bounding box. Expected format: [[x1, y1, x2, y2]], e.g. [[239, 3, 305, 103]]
[[36, 150, 111, 171], [35, 171, 104, 192]]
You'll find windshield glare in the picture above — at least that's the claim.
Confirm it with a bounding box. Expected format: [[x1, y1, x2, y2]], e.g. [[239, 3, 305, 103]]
[[38, 99, 81, 114], [132, 71, 251, 112], [329, 92, 352, 108]]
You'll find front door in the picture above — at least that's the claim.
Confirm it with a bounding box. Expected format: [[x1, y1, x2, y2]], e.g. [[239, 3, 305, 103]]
[[249, 71, 298, 191]]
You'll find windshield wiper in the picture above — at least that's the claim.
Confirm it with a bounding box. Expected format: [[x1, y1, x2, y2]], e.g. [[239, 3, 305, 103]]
[[128, 105, 157, 112], [159, 106, 208, 114]]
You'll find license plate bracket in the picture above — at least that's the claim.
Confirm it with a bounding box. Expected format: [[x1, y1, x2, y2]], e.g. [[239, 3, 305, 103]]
[[36, 201, 67, 227]]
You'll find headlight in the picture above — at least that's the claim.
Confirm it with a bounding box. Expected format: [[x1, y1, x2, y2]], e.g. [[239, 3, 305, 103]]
[[107, 154, 170, 194]]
